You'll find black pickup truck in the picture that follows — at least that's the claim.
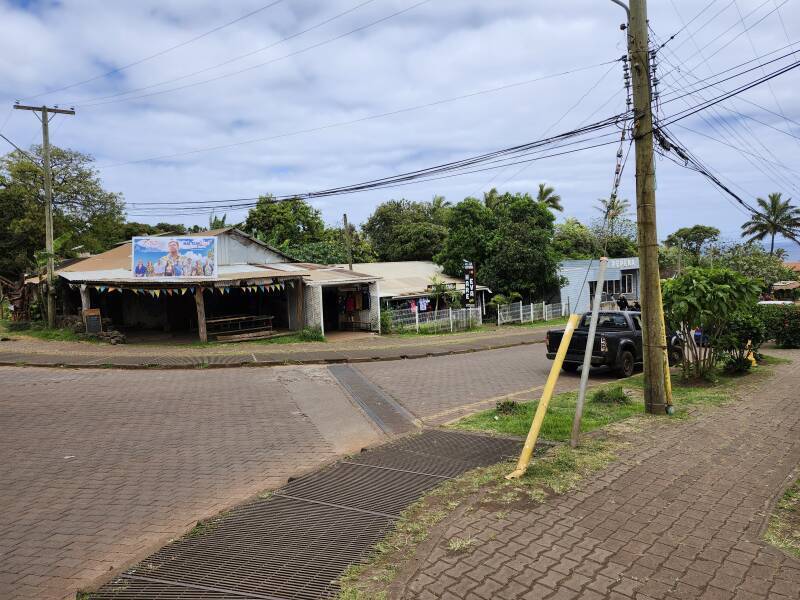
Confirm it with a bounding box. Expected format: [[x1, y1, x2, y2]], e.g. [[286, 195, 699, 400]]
[[545, 311, 683, 377]]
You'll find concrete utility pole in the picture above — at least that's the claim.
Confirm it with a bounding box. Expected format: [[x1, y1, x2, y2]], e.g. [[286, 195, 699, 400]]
[[13, 103, 75, 329], [343, 213, 353, 271], [612, 0, 668, 413]]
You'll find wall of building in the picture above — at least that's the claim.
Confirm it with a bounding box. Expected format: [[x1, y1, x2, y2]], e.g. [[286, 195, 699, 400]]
[[559, 258, 640, 314], [216, 232, 287, 266], [369, 281, 381, 333], [303, 285, 323, 334], [285, 280, 302, 331]]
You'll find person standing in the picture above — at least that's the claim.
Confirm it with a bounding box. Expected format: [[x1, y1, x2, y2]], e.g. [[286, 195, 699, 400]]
[[616, 294, 629, 311]]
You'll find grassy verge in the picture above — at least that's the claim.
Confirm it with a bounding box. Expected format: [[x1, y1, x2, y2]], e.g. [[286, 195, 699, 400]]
[[339, 358, 784, 598], [338, 439, 621, 600], [764, 476, 800, 558], [0, 319, 95, 343], [451, 362, 777, 440], [383, 316, 567, 339]]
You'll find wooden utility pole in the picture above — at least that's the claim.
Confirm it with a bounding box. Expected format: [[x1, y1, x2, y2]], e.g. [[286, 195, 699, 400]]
[[623, 0, 668, 413], [14, 103, 75, 329], [343, 213, 353, 271]]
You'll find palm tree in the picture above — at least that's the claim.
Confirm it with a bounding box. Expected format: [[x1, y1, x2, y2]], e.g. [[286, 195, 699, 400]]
[[741, 192, 800, 255], [596, 196, 631, 235], [536, 183, 563, 212]]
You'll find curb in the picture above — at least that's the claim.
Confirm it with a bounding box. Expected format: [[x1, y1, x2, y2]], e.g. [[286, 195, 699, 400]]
[[0, 338, 546, 370]]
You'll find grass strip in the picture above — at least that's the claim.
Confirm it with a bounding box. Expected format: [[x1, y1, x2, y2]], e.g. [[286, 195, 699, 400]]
[[764, 476, 800, 558]]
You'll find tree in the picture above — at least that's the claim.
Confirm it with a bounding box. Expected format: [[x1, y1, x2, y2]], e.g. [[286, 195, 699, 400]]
[[428, 275, 449, 312], [245, 196, 325, 248], [664, 225, 720, 256], [553, 218, 598, 259], [662, 267, 761, 379], [286, 228, 375, 264], [480, 193, 562, 300], [595, 196, 631, 236], [706, 241, 798, 289], [536, 183, 563, 212], [741, 192, 800, 254], [209, 213, 227, 229], [435, 197, 493, 275], [0, 146, 125, 278], [362, 199, 447, 261]]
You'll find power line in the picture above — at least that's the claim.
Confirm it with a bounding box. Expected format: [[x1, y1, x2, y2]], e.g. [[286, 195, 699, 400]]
[[20, 0, 287, 101], [98, 58, 621, 169], [71, 0, 433, 108], [60, 0, 380, 107]]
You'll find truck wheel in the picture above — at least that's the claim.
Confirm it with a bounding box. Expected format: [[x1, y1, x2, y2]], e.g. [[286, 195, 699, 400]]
[[561, 363, 579, 373], [669, 346, 684, 367], [616, 350, 635, 378]]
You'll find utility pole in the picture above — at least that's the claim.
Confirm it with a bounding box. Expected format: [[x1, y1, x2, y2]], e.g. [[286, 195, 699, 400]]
[[612, 0, 668, 413], [14, 103, 75, 329], [343, 213, 353, 270]]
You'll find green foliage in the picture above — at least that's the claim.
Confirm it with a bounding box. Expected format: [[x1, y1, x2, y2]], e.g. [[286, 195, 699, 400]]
[[246, 195, 325, 249], [435, 197, 493, 275], [553, 218, 599, 259], [718, 309, 766, 372], [0, 145, 125, 278], [379, 309, 393, 334], [707, 241, 798, 289], [298, 326, 325, 342], [758, 304, 797, 341], [535, 182, 563, 212], [773, 306, 800, 349], [595, 196, 631, 235], [591, 386, 630, 405], [740, 192, 800, 254], [602, 234, 638, 259], [495, 399, 522, 415], [362, 198, 449, 261], [662, 267, 762, 378], [664, 225, 720, 256]]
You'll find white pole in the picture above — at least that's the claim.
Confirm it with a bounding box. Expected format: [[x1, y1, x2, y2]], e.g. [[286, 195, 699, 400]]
[[542, 301, 547, 321], [415, 307, 419, 334], [571, 257, 609, 448], [449, 308, 453, 332], [530, 303, 534, 323]]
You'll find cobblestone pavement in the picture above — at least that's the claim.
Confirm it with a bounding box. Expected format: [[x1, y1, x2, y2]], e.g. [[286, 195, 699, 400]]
[[0, 366, 382, 600], [395, 349, 800, 600], [356, 344, 619, 424]]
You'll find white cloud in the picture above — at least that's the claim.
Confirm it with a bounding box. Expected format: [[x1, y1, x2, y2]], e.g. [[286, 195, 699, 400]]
[[1, 0, 798, 258]]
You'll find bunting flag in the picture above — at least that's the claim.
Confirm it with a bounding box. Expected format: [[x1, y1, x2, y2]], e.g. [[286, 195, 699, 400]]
[[155, 289, 161, 297], [258, 285, 265, 292], [166, 289, 173, 296], [98, 286, 107, 293]]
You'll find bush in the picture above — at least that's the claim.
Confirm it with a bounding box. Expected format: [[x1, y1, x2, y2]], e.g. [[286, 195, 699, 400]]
[[758, 304, 789, 340], [718, 309, 766, 370], [496, 399, 523, 415], [380, 310, 393, 334], [298, 326, 324, 342], [775, 306, 800, 349], [591, 386, 630, 405]]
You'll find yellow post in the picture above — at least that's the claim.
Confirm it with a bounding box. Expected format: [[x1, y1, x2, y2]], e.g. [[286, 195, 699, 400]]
[[506, 313, 580, 480], [659, 306, 673, 410]]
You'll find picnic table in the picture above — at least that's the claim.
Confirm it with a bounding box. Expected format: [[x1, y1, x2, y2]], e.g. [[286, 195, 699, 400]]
[[205, 314, 274, 335]]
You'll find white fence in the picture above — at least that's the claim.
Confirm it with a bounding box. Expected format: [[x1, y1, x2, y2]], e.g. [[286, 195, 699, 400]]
[[497, 301, 568, 325], [385, 307, 482, 334]]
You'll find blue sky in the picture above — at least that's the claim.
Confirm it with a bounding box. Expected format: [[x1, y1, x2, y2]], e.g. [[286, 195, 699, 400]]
[[1, 0, 798, 259]]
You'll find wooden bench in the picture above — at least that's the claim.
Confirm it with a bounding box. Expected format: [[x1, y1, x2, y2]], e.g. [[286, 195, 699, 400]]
[[206, 315, 274, 340]]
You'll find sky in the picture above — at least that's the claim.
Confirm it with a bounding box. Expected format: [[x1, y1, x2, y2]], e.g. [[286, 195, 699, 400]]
[[1, 0, 798, 259]]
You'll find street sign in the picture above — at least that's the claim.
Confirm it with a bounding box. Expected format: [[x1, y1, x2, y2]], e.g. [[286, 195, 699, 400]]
[[463, 260, 476, 302]]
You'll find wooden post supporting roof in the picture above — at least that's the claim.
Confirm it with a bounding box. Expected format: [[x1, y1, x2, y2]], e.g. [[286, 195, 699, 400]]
[[194, 287, 207, 343]]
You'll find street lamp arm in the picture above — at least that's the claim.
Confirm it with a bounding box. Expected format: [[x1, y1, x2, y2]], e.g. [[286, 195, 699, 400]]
[[609, 0, 630, 19]]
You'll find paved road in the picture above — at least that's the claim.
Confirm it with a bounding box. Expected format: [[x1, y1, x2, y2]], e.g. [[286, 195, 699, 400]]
[[0, 366, 382, 600], [397, 349, 800, 600], [0, 342, 612, 599], [357, 344, 619, 424]]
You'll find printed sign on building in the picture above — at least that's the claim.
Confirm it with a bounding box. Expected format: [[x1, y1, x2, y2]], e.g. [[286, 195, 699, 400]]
[[131, 237, 218, 278], [463, 260, 476, 302]]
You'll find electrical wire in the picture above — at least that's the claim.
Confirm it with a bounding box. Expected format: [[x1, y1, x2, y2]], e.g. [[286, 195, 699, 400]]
[[71, 0, 433, 108], [19, 0, 287, 101], [97, 58, 622, 169], [59, 0, 380, 107]]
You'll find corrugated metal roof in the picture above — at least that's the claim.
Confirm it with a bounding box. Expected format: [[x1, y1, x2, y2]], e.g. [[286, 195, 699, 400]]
[[303, 266, 379, 286], [59, 263, 307, 285], [333, 261, 486, 298]]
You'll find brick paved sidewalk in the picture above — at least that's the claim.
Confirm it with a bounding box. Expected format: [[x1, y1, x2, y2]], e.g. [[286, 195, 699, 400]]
[[0, 323, 552, 368], [394, 350, 800, 600]]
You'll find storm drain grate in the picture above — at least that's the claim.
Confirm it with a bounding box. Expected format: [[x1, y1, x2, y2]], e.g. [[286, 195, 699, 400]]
[[90, 430, 522, 600], [328, 365, 418, 434]]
